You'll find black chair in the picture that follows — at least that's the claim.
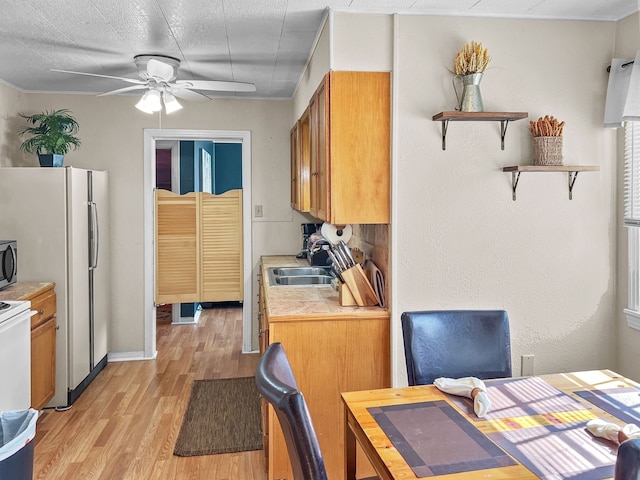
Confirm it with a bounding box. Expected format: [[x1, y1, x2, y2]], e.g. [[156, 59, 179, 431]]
[[255, 342, 328, 480], [615, 439, 640, 480], [401, 310, 512, 385]]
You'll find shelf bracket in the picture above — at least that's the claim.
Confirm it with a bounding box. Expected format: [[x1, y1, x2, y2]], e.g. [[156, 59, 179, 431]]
[[568, 171, 579, 200], [510, 171, 521, 201], [500, 120, 509, 150], [440, 120, 449, 150]]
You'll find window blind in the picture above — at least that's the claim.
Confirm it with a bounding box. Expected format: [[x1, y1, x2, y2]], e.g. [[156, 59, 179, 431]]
[[625, 122, 640, 227]]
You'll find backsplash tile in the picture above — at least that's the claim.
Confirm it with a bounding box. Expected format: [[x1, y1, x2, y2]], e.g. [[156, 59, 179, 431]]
[[350, 224, 389, 306]]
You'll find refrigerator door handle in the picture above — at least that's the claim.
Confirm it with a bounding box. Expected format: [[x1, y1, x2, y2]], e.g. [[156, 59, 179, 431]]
[[89, 202, 99, 270]]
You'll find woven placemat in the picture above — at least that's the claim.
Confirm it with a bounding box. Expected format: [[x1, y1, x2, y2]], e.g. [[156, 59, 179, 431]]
[[174, 376, 262, 456]]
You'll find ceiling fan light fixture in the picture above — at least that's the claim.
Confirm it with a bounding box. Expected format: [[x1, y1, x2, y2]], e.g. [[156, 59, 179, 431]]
[[163, 92, 183, 114], [135, 89, 162, 114]]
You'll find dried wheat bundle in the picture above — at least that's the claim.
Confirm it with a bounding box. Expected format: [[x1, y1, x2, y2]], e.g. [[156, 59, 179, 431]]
[[453, 41, 491, 75], [529, 115, 565, 137]]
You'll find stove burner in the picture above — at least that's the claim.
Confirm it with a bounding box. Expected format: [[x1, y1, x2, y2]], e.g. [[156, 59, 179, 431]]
[[0, 302, 9, 311]]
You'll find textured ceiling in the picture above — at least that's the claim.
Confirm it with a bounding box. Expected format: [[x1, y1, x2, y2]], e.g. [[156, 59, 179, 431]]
[[0, 0, 636, 100]]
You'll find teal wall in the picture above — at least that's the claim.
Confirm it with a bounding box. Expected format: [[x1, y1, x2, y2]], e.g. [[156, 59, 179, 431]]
[[214, 143, 242, 193], [179, 141, 241, 194]]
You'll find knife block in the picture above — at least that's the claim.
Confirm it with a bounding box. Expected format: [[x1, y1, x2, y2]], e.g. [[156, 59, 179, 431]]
[[339, 282, 358, 306], [340, 264, 378, 307]]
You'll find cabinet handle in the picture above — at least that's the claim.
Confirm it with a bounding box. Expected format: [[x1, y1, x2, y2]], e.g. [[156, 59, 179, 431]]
[[311, 172, 318, 176], [38, 309, 44, 315]]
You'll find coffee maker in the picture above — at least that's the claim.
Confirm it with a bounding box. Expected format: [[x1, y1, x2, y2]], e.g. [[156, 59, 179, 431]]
[[296, 223, 322, 259]]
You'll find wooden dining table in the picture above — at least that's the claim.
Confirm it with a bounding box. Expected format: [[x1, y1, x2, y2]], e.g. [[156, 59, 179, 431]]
[[342, 370, 640, 480]]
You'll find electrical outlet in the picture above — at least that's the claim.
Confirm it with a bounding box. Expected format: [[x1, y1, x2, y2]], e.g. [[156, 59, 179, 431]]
[[255, 205, 263, 217], [521, 354, 535, 376]]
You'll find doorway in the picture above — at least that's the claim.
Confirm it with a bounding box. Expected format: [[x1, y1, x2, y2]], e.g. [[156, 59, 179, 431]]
[[143, 129, 253, 359], [155, 140, 243, 326]]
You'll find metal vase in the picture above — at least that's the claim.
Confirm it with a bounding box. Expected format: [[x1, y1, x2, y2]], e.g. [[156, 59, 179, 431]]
[[453, 72, 484, 112]]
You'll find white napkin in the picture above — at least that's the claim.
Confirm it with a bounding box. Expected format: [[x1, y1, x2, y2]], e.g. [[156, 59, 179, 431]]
[[586, 418, 640, 443], [434, 376, 491, 418]]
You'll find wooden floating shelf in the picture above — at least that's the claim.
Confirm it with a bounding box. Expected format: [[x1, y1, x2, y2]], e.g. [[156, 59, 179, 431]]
[[432, 111, 528, 150], [502, 165, 600, 201], [432, 112, 529, 122]]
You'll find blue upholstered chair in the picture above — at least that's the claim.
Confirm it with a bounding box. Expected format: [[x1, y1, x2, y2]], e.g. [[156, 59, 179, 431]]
[[255, 342, 328, 480], [615, 439, 640, 480], [401, 310, 512, 385]]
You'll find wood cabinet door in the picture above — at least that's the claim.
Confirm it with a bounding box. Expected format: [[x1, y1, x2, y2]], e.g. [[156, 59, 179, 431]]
[[155, 190, 200, 304], [298, 109, 311, 212], [200, 190, 243, 302], [309, 91, 320, 218], [290, 123, 298, 209], [31, 316, 56, 410], [327, 71, 391, 224], [315, 79, 329, 220], [268, 315, 390, 480], [258, 285, 268, 355], [309, 75, 329, 220]]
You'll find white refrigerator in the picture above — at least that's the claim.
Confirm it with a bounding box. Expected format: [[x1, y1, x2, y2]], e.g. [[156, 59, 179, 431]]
[[0, 167, 110, 408]]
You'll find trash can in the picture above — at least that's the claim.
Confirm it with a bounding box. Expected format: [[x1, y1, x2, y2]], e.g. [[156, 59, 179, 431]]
[[0, 409, 38, 480]]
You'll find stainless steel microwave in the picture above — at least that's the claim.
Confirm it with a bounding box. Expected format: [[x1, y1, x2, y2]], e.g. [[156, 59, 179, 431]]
[[0, 240, 17, 290]]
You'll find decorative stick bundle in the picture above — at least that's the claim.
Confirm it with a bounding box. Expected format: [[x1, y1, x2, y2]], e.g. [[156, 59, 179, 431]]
[[529, 115, 565, 137], [453, 41, 491, 75]]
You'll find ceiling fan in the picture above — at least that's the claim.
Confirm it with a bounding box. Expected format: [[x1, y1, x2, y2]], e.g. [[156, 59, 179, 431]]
[[52, 54, 256, 114]]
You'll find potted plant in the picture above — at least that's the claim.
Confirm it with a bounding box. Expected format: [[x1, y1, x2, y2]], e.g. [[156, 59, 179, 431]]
[[452, 41, 491, 112], [18, 109, 81, 167]]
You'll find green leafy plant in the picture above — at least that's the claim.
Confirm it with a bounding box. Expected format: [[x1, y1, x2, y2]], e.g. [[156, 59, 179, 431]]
[[19, 109, 81, 155]]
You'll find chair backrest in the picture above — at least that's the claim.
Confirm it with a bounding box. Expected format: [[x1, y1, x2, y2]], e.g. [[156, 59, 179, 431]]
[[401, 310, 512, 386], [255, 342, 328, 480], [615, 439, 640, 480]]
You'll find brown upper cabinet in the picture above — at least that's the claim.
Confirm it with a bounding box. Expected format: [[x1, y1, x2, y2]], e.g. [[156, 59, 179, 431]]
[[290, 107, 311, 212], [294, 71, 391, 224]]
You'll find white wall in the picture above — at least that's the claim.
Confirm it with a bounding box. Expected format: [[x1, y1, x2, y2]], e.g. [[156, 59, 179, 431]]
[[332, 12, 393, 71], [615, 12, 640, 379], [5, 93, 296, 354], [0, 81, 26, 164], [293, 16, 331, 121], [328, 12, 619, 384], [394, 15, 617, 383]]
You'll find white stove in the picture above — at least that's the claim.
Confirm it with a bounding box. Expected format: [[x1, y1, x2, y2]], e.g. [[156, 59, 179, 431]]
[[0, 300, 32, 411], [0, 300, 30, 324]]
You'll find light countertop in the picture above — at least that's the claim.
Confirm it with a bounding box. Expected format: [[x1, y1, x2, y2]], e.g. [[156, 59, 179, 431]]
[[0, 282, 54, 301], [261, 255, 388, 321]]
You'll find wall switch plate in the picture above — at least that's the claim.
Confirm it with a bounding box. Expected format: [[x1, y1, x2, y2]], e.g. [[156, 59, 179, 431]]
[[521, 354, 534, 376], [255, 205, 263, 217]]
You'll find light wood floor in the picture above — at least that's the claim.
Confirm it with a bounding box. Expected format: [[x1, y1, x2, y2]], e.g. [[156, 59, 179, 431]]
[[33, 305, 267, 479]]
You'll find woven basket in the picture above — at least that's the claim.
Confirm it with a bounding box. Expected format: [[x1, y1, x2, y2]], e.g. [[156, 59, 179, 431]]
[[533, 136, 563, 166]]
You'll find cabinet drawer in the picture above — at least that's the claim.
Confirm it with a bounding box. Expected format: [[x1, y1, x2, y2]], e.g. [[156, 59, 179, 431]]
[[30, 291, 57, 329]]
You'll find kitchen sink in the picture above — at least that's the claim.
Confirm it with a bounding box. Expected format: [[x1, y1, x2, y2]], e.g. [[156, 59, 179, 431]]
[[274, 276, 333, 285], [266, 266, 333, 286], [271, 267, 330, 276]]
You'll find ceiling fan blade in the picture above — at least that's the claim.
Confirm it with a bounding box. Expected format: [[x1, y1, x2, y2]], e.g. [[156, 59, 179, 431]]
[[147, 59, 175, 82], [170, 88, 211, 101], [97, 85, 148, 96], [174, 80, 256, 93], [51, 69, 146, 85]]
